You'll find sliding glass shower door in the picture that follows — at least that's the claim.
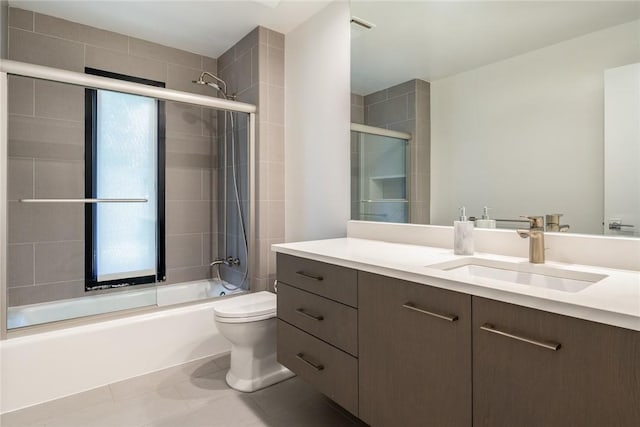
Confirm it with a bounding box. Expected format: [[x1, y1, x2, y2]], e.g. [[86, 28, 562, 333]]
[[351, 124, 410, 223]]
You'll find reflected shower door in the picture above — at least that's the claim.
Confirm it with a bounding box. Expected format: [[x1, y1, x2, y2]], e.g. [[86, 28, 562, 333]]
[[351, 126, 409, 223], [604, 63, 640, 237]]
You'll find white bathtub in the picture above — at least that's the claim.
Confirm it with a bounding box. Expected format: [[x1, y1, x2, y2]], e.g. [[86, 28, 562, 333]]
[[1, 279, 248, 414], [7, 279, 244, 329]]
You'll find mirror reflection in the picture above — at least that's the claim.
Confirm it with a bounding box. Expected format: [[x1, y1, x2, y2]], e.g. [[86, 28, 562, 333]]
[[350, 1, 640, 237]]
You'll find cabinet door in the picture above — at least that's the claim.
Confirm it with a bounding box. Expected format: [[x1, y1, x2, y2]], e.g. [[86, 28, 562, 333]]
[[473, 297, 640, 427], [358, 272, 472, 427]]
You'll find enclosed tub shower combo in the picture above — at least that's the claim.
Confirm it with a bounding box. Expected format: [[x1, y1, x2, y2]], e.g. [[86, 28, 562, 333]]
[[0, 58, 286, 412]]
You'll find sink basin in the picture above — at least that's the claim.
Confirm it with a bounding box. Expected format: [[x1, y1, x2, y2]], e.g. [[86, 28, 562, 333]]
[[427, 258, 607, 293]]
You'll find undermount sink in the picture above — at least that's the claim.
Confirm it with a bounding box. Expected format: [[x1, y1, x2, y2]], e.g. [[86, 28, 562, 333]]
[[427, 258, 607, 293]]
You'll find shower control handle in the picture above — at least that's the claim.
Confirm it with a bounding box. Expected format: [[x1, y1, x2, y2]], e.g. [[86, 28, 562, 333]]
[[295, 308, 324, 322], [295, 271, 324, 281]]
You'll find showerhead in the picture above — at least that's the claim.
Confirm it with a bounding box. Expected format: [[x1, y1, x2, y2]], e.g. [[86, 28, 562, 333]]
[[192, 71, 228, 98], [192, 78, 222, 92]]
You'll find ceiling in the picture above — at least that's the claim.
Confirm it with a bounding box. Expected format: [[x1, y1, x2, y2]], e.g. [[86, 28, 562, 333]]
[[351, 1, 640, 95], [8, 1, 640, 97], [9, 0, 333, 58]]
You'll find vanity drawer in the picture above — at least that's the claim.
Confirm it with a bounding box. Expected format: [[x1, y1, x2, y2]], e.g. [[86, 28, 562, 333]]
[[277, 320, 358, 416], [277, 253, 358, 307], [277, 283, 358, 356]]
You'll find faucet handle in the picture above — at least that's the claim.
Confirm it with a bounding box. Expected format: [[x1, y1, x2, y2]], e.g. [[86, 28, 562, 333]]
[[520, 215, 544, 229]]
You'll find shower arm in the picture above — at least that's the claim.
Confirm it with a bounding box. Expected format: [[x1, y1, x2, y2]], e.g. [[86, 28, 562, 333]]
[[197, 71, 228, 95]]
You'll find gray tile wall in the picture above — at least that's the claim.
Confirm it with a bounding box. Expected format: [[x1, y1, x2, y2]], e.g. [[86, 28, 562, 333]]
[[217, 27, 285, 292], [350, 94, 364, 219], [6, 7, 221, 306], [351, 93, 364, 125], [1, 0, 7, 58], [362, 79, 430, 224]]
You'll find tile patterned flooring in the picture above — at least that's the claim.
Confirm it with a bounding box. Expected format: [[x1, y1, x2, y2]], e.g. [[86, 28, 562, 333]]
[[1, 353, 366, 427]]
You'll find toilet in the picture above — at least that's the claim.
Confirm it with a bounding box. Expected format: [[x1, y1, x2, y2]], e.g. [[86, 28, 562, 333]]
[[214, 291, 294, 392]]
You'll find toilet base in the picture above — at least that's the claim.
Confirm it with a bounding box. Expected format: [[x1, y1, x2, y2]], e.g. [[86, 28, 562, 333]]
[[225, 363, 295, 392]]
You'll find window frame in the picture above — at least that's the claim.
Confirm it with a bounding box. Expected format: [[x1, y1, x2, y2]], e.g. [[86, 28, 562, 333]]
[[84, 68, 166, 291]]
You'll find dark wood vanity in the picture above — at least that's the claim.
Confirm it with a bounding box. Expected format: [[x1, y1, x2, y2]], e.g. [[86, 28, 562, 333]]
[[276, 253, 640, 427]]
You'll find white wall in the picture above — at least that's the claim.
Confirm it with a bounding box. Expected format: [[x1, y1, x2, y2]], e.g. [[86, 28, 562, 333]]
[[284, 1, 351, 242], [431, 20, 640, 234]]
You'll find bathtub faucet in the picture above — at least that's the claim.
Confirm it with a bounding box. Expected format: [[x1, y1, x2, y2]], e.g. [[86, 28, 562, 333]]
[[210, 257, 241, 267]]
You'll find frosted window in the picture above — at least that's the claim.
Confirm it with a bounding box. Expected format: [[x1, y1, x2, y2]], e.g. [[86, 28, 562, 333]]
[[95, 90, 157, 281]]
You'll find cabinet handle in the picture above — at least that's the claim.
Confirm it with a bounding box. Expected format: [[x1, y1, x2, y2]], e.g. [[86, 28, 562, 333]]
[[480, 323, 561, 351], [402, 302, 458, 322], [295, 308, 324, 321], [296, 353, 324, 371], [295, 270, 324, 281]]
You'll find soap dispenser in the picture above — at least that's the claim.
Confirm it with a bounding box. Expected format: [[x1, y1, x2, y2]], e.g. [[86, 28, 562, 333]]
[[475, 206, 496, 229], [454, 207, 474, 255]]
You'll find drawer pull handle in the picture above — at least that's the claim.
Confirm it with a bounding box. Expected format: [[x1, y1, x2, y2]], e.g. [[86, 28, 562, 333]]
[[295, 271, 324, 281], [295, 308, 324, 321], [402, 302, 458, 322], [480, 323, 561, 351], [296, 353, 324, 371]]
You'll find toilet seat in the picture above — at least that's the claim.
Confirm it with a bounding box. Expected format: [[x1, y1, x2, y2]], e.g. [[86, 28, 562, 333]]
[[214, 291, 277, 323]]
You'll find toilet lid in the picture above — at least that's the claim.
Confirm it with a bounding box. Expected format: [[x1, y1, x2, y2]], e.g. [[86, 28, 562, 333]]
[[214, 291, 276, 319]]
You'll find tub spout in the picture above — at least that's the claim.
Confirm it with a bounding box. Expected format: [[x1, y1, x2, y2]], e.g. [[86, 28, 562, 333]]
[[209, 259, 228, 267], [209, 257, 241, 267]]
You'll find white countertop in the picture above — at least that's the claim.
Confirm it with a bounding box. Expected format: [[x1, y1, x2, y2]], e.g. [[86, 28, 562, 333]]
[[272, 238, 640, 331]]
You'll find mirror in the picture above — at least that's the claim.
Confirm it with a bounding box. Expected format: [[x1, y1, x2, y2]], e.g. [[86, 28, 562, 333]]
[[350, 1, 640, 237]]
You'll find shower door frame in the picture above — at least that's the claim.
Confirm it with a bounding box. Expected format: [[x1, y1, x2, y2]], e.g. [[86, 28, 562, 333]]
[[350, 123, 412, 223], [0, 59, 257, 339]]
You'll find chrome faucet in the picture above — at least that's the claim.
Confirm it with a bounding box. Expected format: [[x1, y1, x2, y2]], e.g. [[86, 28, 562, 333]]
[[210, 257, 241, 267], [517, 216, 545, 264]]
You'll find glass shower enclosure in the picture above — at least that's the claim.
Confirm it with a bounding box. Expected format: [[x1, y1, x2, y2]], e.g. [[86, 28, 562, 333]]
[[350, 123, 411, 223], [0, 60, 256, 333]]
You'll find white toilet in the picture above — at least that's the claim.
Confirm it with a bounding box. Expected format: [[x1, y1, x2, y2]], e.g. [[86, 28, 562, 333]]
[[214, 291, 294, 392]]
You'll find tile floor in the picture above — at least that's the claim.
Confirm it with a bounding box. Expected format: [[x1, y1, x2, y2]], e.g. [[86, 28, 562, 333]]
[[1, 353, 366, 427]]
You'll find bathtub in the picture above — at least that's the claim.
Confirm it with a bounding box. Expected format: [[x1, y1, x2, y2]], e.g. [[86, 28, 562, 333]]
[[7, 278, 244, 329], [1, 278, 248, 414]]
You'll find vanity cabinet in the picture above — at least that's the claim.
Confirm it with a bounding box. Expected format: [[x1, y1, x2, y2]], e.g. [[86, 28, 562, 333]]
[[473, 297, 640, 427], [275, 253, 640, 427], [358, 272, 472, 427], [275, 254, 359, 415]]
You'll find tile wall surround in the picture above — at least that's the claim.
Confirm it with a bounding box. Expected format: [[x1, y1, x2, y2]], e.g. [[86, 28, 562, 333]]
[[350, 94, 364, 220], [217, 26, 285, 292], [5, 7, 226, 306], [1, 1, 7, 58], [351, 79, 430, 224], [350, 93, 364, 125]]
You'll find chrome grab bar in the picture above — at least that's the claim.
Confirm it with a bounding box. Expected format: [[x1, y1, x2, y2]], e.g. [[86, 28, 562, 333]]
[[402, 302, 458, 322], [480, 323, 561, 351], [295, 308, 324, 322], [494, 218, 531, 223], [296, 353, 324, 371], [19, 198, 148, 203], [609, 221, 635, 230]]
